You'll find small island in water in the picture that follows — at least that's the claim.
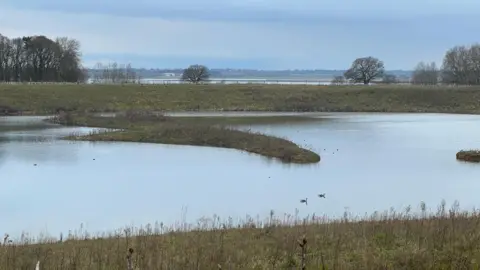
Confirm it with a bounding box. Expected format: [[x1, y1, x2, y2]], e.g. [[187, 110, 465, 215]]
[[50, 110, 321, 164], [456, 150, 480, 162]]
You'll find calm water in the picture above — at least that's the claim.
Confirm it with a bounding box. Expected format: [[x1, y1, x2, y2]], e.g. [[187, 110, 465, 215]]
[[1, 113, 480, 238]]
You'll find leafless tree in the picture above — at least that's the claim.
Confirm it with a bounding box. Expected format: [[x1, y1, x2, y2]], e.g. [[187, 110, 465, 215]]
[[330, 75, 346, 85], [0, 33, 85, 82], [442, 44, 480, 85], [344, 57, 385, 85], [0, 34, 10, 81], [181, 64, 210, 83], [382, 74, 397, 84], [411, 61, 439, 85], [91, 62, 139, 84]]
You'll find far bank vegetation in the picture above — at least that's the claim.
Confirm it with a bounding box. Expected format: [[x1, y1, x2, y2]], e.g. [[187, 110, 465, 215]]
[[2, 32, 480, 87], [331, 44, 480, 86]]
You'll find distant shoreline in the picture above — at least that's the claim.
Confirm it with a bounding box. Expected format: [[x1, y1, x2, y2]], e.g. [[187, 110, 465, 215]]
[[89, 77, 410, 85]]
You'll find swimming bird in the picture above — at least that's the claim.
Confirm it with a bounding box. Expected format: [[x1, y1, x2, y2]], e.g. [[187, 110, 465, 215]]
[[318, 193, 326, 198], [300, 198, 308, 205]]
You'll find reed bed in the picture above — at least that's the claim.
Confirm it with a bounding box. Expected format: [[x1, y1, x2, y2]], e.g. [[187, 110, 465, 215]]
[[2, 201, 480, 269]]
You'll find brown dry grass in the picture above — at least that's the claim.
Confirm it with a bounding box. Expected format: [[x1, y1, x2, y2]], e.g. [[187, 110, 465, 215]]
[[1, 84, 480, 114], [2, 201, 480, 269]]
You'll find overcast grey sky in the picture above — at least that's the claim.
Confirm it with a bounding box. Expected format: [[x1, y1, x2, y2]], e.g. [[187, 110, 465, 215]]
[[1, 0, 480, 69]]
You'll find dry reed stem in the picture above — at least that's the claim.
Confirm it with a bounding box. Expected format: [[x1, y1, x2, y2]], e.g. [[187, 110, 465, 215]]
[[126, 248, 134, 270]]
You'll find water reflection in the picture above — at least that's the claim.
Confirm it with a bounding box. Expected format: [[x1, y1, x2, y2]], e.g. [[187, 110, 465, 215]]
[[0, 117, 108, 166]]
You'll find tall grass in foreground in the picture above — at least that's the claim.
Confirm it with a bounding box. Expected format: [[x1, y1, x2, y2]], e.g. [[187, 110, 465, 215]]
[[2, 201, 480, 269]]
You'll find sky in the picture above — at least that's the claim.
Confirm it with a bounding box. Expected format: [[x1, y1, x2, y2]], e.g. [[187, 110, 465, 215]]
[[1, 0, 480, 69]]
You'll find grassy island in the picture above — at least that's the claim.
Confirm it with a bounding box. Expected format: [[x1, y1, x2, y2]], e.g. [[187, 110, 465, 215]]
[[51, 111, 321, 164], [456, 150, 480, 162]]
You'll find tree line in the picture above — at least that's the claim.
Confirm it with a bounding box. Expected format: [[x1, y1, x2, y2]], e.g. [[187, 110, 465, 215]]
[[90, 62, 140, 84], [1, 31, 479, 85], [0, 33, 86, 82], [332, 43, 480, 85], [187, 43, 480, 85]]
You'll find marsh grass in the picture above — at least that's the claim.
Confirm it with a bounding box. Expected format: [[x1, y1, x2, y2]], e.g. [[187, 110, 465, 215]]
[[3, 201, 480, 269], [51, 111, 321, 164], [2, 84, 480, 114], [0, 124, 54, 132], [456, 150, 480, 162]]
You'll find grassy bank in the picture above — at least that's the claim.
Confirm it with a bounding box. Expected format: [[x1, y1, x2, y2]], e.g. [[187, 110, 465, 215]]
[[2, 84, 480, 114], [2, 202, 479, 269], [52, 111, 321, 164], [456, 150, 480, 162]]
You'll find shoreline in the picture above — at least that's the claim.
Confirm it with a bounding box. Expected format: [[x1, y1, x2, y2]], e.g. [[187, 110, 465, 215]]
[[5, 110, 480, 119]]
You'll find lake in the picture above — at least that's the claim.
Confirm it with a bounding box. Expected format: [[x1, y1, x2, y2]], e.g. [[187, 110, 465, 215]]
[[1, 113, 480, 238]]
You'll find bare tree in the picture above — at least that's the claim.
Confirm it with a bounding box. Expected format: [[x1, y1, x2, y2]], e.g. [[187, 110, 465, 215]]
[[344, 57, 385, 85], [54, 37, 85, 82], [0, 34, 10, 81], [382, 74, 397, 84], [442, 44, 480, 85], [181, 64, 210, 83], [90, 62, 138, 84], [411, 61, 439, 85], [330, 75, 346, 85]]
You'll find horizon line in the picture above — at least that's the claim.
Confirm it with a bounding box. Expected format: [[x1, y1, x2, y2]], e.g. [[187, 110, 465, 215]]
[[84, 67, 414, 72]]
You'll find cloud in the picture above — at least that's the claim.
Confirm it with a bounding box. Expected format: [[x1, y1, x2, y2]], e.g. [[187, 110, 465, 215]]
[[1, 1, 480, 69]]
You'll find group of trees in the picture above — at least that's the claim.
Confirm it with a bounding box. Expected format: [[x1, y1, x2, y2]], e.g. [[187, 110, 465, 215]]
[[333, 43, 480, 86], [2, 31, 479, 86], [0, 32, 210, 84], [441, 44, 480, 85], [0, 33, 86, 82], [90, 62, 140, 84]]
